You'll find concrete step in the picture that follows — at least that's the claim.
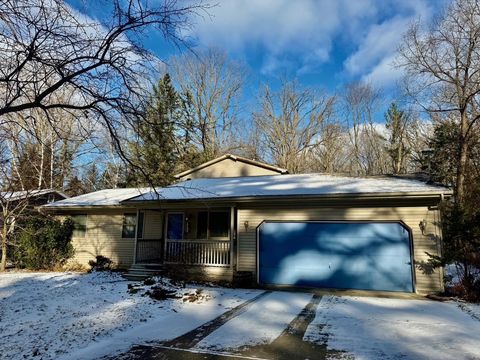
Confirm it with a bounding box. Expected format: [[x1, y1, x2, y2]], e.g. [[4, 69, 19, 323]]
[[128, 268, 163, 273], [123, 273, 150, 281], [123, 263, 166, 281], [129, 264, 164, 270]]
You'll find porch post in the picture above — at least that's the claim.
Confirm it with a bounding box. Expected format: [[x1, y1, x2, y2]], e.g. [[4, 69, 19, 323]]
[[230, 206, 235, 270], [132, 208, 139, 265]]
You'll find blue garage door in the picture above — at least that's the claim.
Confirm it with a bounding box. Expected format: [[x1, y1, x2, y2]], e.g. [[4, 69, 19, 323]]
[[258, 221, 413, 292]]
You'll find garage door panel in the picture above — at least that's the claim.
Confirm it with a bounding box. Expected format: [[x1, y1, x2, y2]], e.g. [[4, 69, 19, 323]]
[[258, 221, 413, 292]]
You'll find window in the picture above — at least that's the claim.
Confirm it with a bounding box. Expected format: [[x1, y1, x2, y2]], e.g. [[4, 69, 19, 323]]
[[122, 213, 137, 238], [167, 213, 184, 240], [196, 211, 229, 240], [209, 212, 229, 239], [72, 215, 87, 237]]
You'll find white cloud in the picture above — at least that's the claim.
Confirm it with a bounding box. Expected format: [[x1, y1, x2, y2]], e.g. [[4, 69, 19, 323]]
[[190, 0, 378, 75], [361, 54, 403, 87], [344, 0, 434, 87], [187, 0, 437, 82]]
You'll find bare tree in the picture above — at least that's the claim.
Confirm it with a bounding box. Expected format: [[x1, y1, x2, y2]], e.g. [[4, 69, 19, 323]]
[[341, 82, 385, 175], [1, 99, 94, 191], [170, 48, 245, 159], [0, 145, 32, 271], [399, 0, 480, 204], [0, 191, 31, 271], [254, 80, 335, 173], [0, 0, 208, 175], [310, 121, 349, 173]]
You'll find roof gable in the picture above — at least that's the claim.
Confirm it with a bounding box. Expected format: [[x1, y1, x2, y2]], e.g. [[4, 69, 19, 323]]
[[1, 189, 68, 202], [174, 154, 288, 180]]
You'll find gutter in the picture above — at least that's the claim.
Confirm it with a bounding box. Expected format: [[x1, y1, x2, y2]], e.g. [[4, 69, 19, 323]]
[[40, 204, 138, 212], [121, 191, 452, 206]]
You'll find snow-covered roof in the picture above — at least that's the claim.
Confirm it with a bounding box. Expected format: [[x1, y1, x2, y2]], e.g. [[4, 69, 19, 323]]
[[42, 188, 150, 208], [1, 189, 68, 202], [129, 174, 451, 202], [41, 174, 451, 209]]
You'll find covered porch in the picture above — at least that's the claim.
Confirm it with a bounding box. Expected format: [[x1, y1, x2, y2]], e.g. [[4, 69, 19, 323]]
[[131, 207, 235, 270]]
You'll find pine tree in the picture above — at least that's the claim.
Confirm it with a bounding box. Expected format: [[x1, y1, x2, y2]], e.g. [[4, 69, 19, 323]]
[[129, 74, 182, 186], [421, 121, 459, 187]]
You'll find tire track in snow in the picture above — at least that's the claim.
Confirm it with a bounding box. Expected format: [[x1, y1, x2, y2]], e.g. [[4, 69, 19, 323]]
[[194, 291, 314, 352]]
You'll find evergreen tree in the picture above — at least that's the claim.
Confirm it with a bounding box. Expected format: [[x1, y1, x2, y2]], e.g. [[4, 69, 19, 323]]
[[420, 121, 459, 187], [129, 74, 182, 186]]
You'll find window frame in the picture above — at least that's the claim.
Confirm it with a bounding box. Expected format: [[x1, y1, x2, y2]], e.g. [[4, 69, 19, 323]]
[[71, 214, 87, 238], [196, 210, 230, 241], [122, 213, 137, 239]]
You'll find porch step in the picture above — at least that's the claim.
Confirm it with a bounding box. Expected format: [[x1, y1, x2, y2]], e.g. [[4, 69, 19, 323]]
[[123, 264, 166, 281]]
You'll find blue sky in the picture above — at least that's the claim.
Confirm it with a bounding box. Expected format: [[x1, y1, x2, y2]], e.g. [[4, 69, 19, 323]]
[[68, 0, 446, 121]]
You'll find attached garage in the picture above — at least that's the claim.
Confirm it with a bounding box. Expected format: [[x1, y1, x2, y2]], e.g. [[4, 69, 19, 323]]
[[258, 221, 414, 292]]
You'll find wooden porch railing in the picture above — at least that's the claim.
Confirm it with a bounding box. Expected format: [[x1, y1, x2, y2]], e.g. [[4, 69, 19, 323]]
[[165, 240, 231, 266], [135, 239, 163, 263]]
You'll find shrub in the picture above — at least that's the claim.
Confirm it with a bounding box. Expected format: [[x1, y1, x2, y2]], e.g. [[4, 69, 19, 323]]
[[15, 216, 74, 270], [88, 255, 113, 271]]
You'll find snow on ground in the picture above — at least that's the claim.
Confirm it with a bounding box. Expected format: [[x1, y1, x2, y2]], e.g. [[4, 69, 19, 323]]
[[456, 301, 480, 322], [304, 295, 480, 360], [0, 271, 262, 360], [195, 291, 313, 351]]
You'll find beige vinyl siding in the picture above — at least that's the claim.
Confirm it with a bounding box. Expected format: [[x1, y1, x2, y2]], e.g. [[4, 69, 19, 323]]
[[237, 205, 444, 294], [65, 209, 164, 268], [177, 158, 283, 180], [68, 210, 131, 267]]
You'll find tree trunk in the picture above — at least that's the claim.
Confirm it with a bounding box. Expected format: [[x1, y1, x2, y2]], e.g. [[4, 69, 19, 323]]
[[395, 145, 403, 174], [38, 142, 45, 189], [455, 113, 468, 205], [0, 222, 8, 272]]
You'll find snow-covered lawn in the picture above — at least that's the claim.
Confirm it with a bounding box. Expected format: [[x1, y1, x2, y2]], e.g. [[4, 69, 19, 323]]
[[2, 272, 480, 360], [305, 295, 480, 360], [0, 271, 261, 360]]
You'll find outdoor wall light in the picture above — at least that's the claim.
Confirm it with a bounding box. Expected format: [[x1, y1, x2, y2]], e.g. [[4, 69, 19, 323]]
[[244, 221, 249, 230], [185, 216, 190, 233], [419, 219, 427, 235]]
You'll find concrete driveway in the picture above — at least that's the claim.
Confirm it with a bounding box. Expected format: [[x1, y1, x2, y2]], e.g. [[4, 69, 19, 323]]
[[109, 290, 480, 360]]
